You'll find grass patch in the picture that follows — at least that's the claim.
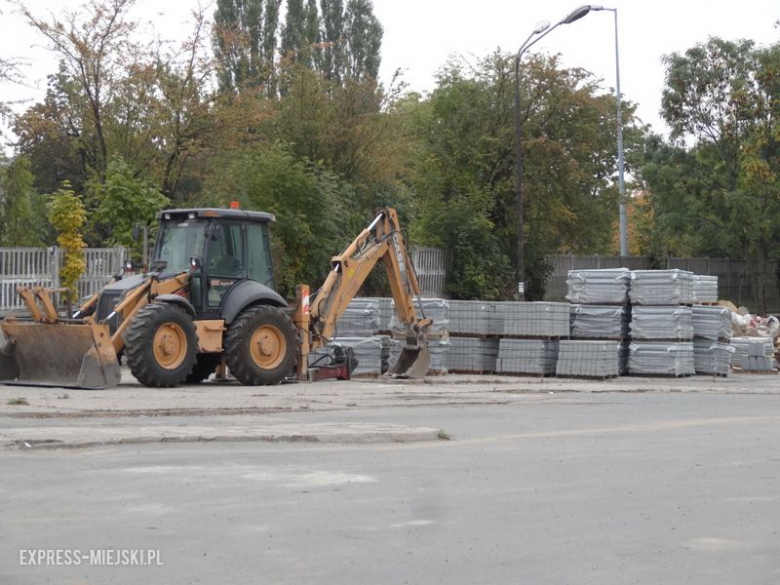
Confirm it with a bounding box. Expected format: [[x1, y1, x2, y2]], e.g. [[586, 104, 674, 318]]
[[6, 397, 29, 406]]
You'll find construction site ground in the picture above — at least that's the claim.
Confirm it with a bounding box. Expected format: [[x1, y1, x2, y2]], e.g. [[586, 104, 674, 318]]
[[4, 371, 780, 583], [1, 369, 779, 449]]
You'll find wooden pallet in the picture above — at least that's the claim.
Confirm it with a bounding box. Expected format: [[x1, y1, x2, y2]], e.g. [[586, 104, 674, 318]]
[[731, 367, 779, 375], [557, 374, 619, 381], [495, 371, 557, 378]]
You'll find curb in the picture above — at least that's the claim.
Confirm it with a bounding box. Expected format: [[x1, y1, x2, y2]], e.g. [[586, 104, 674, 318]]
[[2, 422, 445, 450]]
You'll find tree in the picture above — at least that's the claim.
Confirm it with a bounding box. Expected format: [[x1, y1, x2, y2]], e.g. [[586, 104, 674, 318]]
[[344, 0, 382, 81], [212, 0, 280, 95], [49, 184, 86, 302], [17, 0, 138, 180], [319, 0, 345, 83], [406, 52, 637, 299], [639, 38, 780, 310], [90, 157, 169, 257], [0, 157, 46, 246]]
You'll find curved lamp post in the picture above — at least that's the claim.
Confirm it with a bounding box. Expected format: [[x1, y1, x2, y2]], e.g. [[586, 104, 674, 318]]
[[514, 5, 593, 299]]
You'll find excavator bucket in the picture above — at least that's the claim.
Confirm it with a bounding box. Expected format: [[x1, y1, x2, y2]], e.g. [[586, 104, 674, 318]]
[[0, 320, 121, 389], [388, 344, 431, 379]]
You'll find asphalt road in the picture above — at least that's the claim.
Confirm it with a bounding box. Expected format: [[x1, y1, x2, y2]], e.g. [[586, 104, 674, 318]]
[[2, 391, 780, 584]]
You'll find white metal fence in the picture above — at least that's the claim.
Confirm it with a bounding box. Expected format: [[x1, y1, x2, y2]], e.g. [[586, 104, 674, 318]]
[[411, 247, 448, 298], [0, 247, 127, 312]]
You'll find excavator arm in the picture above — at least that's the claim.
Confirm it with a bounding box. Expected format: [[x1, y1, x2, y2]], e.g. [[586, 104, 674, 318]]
[[298, 208, 432, 380]]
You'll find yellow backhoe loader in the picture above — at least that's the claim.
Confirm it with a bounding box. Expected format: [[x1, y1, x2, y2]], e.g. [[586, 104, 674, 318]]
[[0, 207, 430, 389]]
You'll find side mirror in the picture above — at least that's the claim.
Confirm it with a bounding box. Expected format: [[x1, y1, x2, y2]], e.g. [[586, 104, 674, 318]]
[[190, 257, 202, 271]]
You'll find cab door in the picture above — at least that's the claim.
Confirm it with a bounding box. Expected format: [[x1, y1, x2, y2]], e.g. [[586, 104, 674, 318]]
[[205, 222, 247, 309]]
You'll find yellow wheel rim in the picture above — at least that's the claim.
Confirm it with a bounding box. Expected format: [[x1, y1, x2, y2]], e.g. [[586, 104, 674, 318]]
[[250, 324, 286, 370], [153, 323, 188, 370]]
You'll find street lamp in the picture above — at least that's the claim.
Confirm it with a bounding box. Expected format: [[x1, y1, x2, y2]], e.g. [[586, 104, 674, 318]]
[[590, 6, 628, 257], [515, 5, 593, 299]]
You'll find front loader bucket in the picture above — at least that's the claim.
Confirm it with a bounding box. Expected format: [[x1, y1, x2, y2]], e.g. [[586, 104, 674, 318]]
[[388, 344, 431, 379], [0, 321, 121, 390]]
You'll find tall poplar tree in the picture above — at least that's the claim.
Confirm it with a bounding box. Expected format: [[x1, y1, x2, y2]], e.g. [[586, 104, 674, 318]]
[[344, 0, 382, 80]]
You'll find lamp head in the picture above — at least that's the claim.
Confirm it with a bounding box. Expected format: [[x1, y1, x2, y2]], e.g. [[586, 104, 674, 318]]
[[561, 5, 592, 24], [533, 20, 551, 34]]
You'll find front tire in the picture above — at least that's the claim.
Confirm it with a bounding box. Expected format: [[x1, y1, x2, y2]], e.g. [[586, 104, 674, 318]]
[[225, 305, 296, 385], [124, 303, 198, 388]]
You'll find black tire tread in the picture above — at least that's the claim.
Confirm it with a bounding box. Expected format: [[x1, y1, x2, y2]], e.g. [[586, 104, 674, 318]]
[[185, 353, 220, 384], [124, 303, 198, 388], [225, 305, 296, 385]]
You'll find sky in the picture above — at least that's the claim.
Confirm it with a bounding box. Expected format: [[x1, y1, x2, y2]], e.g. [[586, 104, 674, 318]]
[[0, 0, 778, 146]]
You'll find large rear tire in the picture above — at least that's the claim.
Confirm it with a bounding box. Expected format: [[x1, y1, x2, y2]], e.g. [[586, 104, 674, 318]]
[[225, 305, 296, 385], [125, 303, 198, 388]]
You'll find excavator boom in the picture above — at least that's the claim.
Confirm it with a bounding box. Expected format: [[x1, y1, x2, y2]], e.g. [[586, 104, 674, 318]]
[[301, 208, 431, 379]]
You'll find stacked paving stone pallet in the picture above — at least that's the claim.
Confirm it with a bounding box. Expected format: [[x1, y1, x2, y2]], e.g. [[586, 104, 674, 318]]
[[628, 270, 695, 377], [730, 337, 775, 372], [493, 302, 569, 376], [692, 275, 718, 303], [692, 305, 732, 376], [446, 300, 495, 373], [563, 269, 630, 378]]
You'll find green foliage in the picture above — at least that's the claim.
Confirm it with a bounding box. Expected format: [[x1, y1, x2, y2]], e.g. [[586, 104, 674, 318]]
[[344, 0, 383, 81], [205, 143, 359, 297], [412, 196, 512, 300], [90, 157, 169, 257], [641, 38, 780, 263], [0, 157, 47, 246], [49, 184, 86, 301], [406, 52, 637, 299]]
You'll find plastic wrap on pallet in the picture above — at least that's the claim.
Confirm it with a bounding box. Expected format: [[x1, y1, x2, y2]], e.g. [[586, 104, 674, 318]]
[[388, 337, 450, 374], [447, 337, 499, 372], [693, 340, 732, 376], [692, 275, 718, 303], [489, 302, 570, 337], [374, 297, 394, 332], [629, 270, 694, 305], [335, 298, 381, 337], [448, 300, 491, 336], [390, 297, 450, 335], [556, 340, 620, 378], [566, 268, 630, 305], [692, 305, 731, 341], [730, 337, 774, 371], [630, 306, 693, 341], [496, 339, 559, 375], [570, 305, 630, 339], [627, 342, 695, 376]]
